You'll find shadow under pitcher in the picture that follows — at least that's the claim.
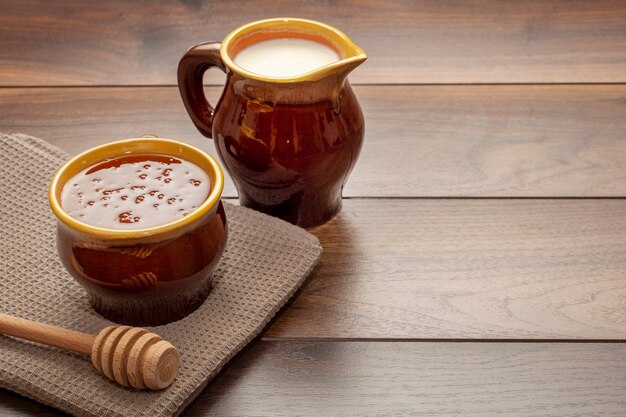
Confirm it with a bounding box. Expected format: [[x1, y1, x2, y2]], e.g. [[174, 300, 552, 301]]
[[178, 17, 367, 228]]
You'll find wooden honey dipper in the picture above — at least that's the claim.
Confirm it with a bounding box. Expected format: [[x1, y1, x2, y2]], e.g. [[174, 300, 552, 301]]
[[0, 313, 180, 390]]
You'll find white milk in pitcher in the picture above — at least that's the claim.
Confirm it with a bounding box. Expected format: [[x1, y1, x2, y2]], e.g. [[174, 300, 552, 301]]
[[234, 38, 339, 77]]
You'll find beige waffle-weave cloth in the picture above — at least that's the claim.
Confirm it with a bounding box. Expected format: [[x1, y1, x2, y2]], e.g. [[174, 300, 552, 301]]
[[0, 133, 322, 417]]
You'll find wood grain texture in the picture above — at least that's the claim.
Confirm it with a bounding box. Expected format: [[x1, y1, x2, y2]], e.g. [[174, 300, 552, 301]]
[[1, 0, 626, 85], [3, 341, 626, 416], [0, 390, 68, 417], [1, 85, 625, 197], [266, 199, 626, 339], [0, 314, 94, 356]]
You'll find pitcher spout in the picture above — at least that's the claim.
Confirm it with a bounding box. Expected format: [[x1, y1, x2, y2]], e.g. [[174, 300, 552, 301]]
[[333, 50, 367, 80], [337, 52, 367, 78], [305, 28, 367, 83]]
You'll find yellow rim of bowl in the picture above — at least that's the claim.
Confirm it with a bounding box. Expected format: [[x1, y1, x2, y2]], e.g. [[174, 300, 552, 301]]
[[49, 138, 224, 240], [220, 17, 367, 83]]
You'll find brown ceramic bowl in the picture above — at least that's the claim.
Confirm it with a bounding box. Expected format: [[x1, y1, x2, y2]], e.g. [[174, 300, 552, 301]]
[[49, 138, 227, 326]]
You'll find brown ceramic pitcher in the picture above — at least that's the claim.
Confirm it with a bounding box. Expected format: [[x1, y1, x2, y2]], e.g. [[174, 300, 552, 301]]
[[178, 18, 366, 227]]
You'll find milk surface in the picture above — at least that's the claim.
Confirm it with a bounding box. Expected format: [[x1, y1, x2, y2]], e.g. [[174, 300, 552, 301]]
[[234, 38, 339, 77]]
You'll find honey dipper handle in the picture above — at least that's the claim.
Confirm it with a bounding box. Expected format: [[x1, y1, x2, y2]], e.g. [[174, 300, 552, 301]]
[[0, 313, 95, 355]]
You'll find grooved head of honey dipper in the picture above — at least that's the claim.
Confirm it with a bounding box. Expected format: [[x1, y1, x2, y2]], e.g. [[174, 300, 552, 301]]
[[92, 327, 180, 390], [140, 340, 180, 390]]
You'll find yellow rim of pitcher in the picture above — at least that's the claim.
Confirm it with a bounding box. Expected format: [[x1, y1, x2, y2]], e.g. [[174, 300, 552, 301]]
[[49, 138, 224, 240], [220, 17, 367, 83]]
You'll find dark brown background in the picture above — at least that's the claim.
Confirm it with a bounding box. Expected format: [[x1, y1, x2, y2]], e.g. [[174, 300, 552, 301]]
[[1, 0, 626, 415]]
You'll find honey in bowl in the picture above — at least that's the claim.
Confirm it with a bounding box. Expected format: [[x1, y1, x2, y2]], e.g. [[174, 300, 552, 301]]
[[50, 139, 227, 326], [61, 154, 210, 230]]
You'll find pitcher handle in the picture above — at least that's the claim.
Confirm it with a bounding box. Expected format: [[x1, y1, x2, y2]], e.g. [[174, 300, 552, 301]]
[[177, 42, 226, 139]]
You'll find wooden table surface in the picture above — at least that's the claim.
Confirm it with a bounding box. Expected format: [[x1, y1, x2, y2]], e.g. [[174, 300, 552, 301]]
[[1, 1, 626, 415]]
